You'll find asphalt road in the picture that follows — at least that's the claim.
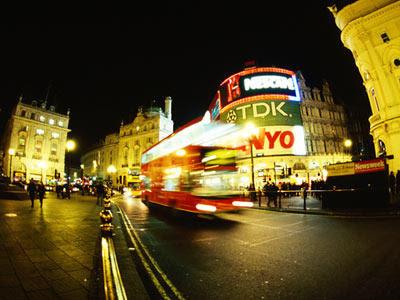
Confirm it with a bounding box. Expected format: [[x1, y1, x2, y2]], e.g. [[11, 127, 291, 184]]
[[116, 196, 400, 299]]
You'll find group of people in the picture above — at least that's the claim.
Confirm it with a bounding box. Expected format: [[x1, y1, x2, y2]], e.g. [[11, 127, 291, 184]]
[[389, 170, 400, 197], [27, 179, 46, 208]]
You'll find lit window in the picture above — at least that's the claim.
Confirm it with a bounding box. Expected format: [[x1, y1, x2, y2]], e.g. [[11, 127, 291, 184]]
[[136, 126, 140, 131], [51, 132, 60, 139], [49, 119, 55, 125], [39, 116, 45, 122], [58, 121, 64, 127], [36, 129, 44, 135]]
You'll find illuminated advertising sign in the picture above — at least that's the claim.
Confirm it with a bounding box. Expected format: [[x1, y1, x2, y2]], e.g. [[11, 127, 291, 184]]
[[248, 126, 306, 156], [240, 72, 300, 101], [220, 100, 302, 127], [326, 158, 385, 177], [209, 66, 306, 156]]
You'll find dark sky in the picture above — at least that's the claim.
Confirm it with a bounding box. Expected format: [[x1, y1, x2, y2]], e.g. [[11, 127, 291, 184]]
[[0, 2, 369, 161]]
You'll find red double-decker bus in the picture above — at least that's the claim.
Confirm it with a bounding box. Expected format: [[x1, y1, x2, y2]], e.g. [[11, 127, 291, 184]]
[[140, 115, 253, 214]]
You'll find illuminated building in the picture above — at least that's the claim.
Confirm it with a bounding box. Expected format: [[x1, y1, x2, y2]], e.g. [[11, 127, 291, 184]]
[[1, 97, 70, 182], [81, 97, 174, 186], [330, 0, 400, 172], [209, 66, 352, 188]]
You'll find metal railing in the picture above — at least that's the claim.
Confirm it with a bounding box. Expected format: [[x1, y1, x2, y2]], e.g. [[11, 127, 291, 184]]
[[250, 188, 390, 211]]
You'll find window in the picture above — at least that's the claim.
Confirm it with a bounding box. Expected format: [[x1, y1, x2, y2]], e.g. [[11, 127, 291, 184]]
[[20, 110, 26, 117], [17, 132, 27, 156], [51, 132, 59, 139], [49, 119, 55, 125], [36, 129, 44, 135], [58, 121, 64, 127], [34, 136, 43, 154], [381, 33, 390, 43], [31, 113, 36, 120], [39, 115, 45, 122], [50, 142, 58, 156]]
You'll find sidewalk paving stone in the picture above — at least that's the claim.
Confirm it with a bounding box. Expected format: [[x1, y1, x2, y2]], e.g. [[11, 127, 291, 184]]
[[0, 192, 103, 299]]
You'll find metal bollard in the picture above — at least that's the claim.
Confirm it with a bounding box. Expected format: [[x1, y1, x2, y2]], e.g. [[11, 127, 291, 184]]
[[100, 192, 113, 235]]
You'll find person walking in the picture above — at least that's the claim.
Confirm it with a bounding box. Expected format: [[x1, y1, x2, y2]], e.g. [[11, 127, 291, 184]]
[[27, 179, 36, 208], [396, 170, 400, 195], [96, 181, 105, 206], [389, 171, 396, 197], [37, 181, 46, 208]]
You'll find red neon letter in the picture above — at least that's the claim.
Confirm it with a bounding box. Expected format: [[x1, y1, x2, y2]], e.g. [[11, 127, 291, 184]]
[[280, 131, 295, 148], [265, 131, 281, 149], [251, 128, 265, 150]]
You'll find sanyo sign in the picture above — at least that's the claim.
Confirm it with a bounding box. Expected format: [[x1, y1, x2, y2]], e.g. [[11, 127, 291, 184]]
[[250, 126, 307, 156]]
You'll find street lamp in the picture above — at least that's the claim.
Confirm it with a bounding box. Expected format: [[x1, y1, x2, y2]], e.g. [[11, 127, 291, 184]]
[[66, 140, 76, 198], [107, 165, 117, 186], [8, 148, 15, 181], [243, 122, 259, 193], [37, 160, 47, 182], [344, 139, 352, 161]]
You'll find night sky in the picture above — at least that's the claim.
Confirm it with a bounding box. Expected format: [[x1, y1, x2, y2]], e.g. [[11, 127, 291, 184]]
[[0, 2, 369, 162]]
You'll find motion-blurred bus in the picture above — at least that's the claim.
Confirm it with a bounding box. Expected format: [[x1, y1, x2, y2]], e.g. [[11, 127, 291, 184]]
[[140, 113, 253, 214]]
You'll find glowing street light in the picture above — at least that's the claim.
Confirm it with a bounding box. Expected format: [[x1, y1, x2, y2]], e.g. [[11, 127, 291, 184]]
[[344, 139, 352, 148], [8, 148, 15, 180], [37, 160, 48, 182], [65, 139, 76, 199], [66, 140, 76, 152]]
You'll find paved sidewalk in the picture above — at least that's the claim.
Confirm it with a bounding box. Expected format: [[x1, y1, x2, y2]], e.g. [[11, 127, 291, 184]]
[[0, 192, 102, 299]]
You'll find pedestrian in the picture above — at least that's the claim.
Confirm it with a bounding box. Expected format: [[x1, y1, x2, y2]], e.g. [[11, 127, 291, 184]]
[[37, 181, 46, 208], [27, 178, 36, 208], [96, 181, 105, 206], [396, 170, 400, 195], [389, 171, 396, 197]]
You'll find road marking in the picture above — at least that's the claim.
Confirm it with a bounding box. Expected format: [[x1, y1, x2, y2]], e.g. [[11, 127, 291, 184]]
[[117, 204, 185, 300], [249, 226, 316, 247]]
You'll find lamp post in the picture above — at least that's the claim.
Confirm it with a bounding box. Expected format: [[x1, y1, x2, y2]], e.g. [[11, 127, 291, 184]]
[[344, 139, 352, 161], [66, 140, 76, 198], [37, 160, 47, 182], [107, 165, 117, 187], [8, 148, 15, 181], [243, 123, 259, 198]]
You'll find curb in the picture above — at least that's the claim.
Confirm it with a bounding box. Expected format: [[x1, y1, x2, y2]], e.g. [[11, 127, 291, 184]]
[[251, 205, 400, 218]]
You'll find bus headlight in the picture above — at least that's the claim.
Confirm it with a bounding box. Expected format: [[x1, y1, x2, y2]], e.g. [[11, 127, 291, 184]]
[[195, 204, 217, 212]]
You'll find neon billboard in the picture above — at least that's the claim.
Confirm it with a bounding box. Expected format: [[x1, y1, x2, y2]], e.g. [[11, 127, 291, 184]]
[[209, 66, 306, 156]]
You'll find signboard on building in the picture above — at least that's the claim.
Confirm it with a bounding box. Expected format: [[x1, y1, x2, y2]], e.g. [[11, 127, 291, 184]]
[[209, 67, 306, 156], [326, 158, 386, 177]]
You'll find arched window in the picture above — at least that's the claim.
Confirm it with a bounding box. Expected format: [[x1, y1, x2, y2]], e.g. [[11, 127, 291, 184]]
[[134, 147, 140, 164], [34, 135, 44, 158], [123, 146, 129, 166], [20, 110, 26, 117], [17, 131, 27, 156]]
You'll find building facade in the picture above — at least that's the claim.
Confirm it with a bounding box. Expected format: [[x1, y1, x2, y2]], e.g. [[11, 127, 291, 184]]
[[331, 0, 400, 172], [1, 98, 70, 182], [81, 97, 174, 187]]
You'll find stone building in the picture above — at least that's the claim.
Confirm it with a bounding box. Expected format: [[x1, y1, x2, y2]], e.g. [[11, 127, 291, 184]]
[[81, 97, 174, 187], [1, 98, 70, 182], [330, 0, 400, 172]]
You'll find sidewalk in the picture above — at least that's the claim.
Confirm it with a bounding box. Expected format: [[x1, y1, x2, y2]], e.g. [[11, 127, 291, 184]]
[[252, 194, 400, 217], [0, 192, 103, 299]]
